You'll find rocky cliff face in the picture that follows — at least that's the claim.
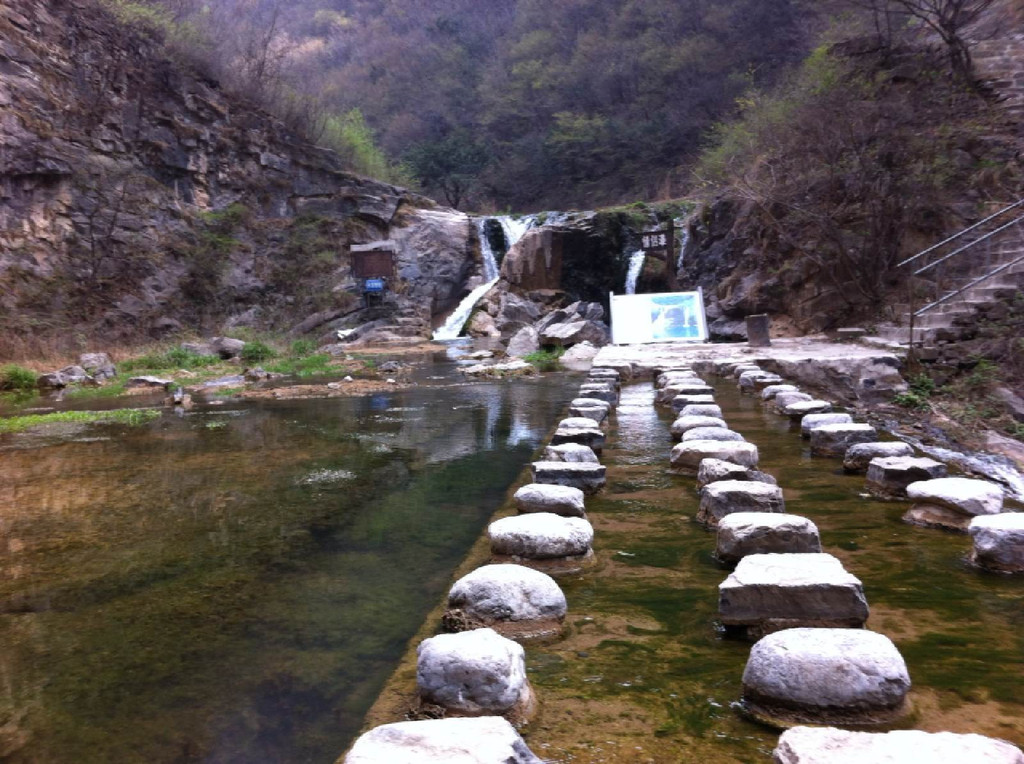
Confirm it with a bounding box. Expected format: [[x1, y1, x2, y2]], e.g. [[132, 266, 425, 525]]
[[0, 0, 474, 353]]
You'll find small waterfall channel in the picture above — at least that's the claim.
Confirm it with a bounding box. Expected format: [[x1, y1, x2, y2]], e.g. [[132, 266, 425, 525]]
[[625, 250, 645, 295], [432, 216, 534, 340]]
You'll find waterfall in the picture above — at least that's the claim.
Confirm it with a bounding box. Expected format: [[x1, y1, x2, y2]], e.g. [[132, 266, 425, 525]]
[[676, 222, 690, 272], [625, 250, 645, 295], [432, 215, 534, 340]]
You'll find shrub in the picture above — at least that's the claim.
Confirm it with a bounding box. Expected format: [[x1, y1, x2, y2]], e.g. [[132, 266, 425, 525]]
[[240, 341, 276, 364], [290, 339, 316, 357], [523, 347, 565, 371], [0, 364, 38, 391]]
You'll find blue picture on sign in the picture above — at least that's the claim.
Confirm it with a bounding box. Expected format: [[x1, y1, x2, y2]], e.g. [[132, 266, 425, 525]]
[[649, 294, 701, 340], [364, 278, 385, 292]]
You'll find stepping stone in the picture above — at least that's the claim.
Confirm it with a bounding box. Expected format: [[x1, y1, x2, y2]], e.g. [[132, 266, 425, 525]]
[[784, 400, 832, 418], [733, 364, 763, 378], [716, 513, 821, 563], [809, 423, 877, 457], [343, 717, 544, 764], [774, 726, 1024, 764], [568, 397, 610, 423], [656, 384, 714, 405], [542, 443, 599, 463], [670, 440, 759, 474], [904, 477, 1004, 531], [417, 628, 534, 717], [842, 441, 913, 471], [718, 553, 868, 633], [738, 371, 783, 391], [698, 480, 785, 525], [489, 513, 594, 560], [741, 629, 910, 726], [969, 513, 1024, 573], [577, 385, 617, 405], [866, 456, 947, 498], [682, 427, 745, 442], [513, 484, 586, 517], [678, 404, 724, 420], [800, 412, 852, 438], [697, 458, 777, 490], [670, 394, 716, 412], [551, 418, 605, 453], [657, 371, 701, 388], [761, 384, 799, 401], [531, 461, 606, 494], [587, 368, 620, 383], [446, 564, 567, 637], [773, 391, 812, 412], [670, 415, 727, 440]]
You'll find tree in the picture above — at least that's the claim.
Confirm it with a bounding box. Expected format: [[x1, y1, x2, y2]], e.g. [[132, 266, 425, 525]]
[[405, 132, 490, 209]]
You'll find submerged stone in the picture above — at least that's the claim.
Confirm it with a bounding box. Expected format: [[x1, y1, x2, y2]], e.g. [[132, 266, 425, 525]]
[[343, 717, 543, 764], [513, 484, 586, 517], [697, 480, 785, 526], [489, 513, 594, 560], [969, 513, 1024, 573], [446, 564, 567, 636], [716, 513, 821, 563], [774, 726, 1024, 764]]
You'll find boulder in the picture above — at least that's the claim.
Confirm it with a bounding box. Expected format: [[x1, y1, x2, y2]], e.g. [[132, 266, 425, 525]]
[[697, 459, 777, 490], [210, 336, 246, 359], [742, 628, 910, 726], [773, 726, 1024, 764], [698, 480, 785, 526], [446, 564, 567, 635], [58, 365, 89, 383], [463, 360, 536, 377], [761, 384, 799, 401], [800, 413, 853, 439], [678, 404, 725, 420], [505, 326, 541, 358], [809, 423, 878, 457], [514, 484, 586, 517], [530, 461, 606, 494], [773, 391, 812, 412], [906, 477, 1004, 517], [417, 628, 534, 716], [181, 341, 215, 356], [719, 553, 869, 632], [540, 320, 610, 348], [542, 443, 599, 464], [671, 441, 759, 474], [842, 441, 914, 472], [784, 400, 832, 418], [716, 513, 821, 563], [866, 456, 947, 499], [969, 513, 1024, 573], [343, 717, 544, 764], [682, 427, 745, 443], [560, 341, 599, 371], [36, 371, 67, 389], [670, 415, 727, 440], [126, 376, 173, 389], [568, 398, 610, 423], [489, 513, 594, 560], [79, 352, 115, 380], [468, 311, 501, 338]]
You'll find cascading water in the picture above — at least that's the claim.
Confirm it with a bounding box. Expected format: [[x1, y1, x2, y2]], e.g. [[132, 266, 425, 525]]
[[625, 250, 645, 295], [432, 216, 534, 340]]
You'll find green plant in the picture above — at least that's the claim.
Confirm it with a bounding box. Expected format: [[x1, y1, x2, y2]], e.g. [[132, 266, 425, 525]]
[[121, 348, 220, 372], [290, 339, 316, 357], [908, 373, 937, 398], [0, 408, 160, 434], [893, 390, 930, 410], [523, 347, 565, 371], [240, 341, 276, 364], [266, 353, 333, 378], [0, 364, 38, 391]]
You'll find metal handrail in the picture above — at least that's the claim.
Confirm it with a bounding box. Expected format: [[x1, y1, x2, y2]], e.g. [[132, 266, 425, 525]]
[[914, 252, 1024, 315], [913, 213, 1024, 275], [897, 198, 1024, 269]]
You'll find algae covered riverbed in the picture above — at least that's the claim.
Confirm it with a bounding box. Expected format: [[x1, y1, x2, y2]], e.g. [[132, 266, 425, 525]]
[[0, 363, 577, 762]]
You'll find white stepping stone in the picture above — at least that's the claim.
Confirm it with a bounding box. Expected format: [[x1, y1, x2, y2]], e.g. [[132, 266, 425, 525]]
[[656, 384, 713, 405], [907, 477, 1004, 516], [809, 423, 877, 457], [678, 404, 724, 419], [774, 726, 1024, 764], [739, 371, 783, 391], [866, 455, 947, 498], [531, 461, 606, 494], [719, 553, 868, 632], [842, 441, 913, 471], [542, 443, 599, 463], [733, 364, 763, 378], [568, 398, 610, 423], [761, 384, 798, 400], [446, 564, 567, 635], [698, 480, 785, 526], [969, 513, 1024, 573], [656, 371, 700, 388], [670, 440, 759, 474], [577, 385, 617, 405], [551, 418, 605, 453], [784, 400, 832, 418], [682, 427, 744, 443], [697, 458, 777, 489], [670, 394, 716, 412], [417, 628, 534, 716], [716, 513, 821, 563], [773, 391, 812, 412], [343, 717, 544, 764], [489, 513, 593, 559], [800, 412, 852, 438], [513, 484, 586, 517], [670, 415, 726, 440]]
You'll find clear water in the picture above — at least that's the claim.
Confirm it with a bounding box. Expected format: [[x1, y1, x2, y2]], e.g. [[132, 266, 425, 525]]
[[0, 364, 577, 762]]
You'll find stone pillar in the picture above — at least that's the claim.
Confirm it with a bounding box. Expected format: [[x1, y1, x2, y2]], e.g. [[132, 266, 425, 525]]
[[746, 314, 771, 347]]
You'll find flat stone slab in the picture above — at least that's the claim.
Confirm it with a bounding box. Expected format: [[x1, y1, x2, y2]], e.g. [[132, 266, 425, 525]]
[[656, 384, 714, 405], [698, 480, 785, 526], [671, 440, 759, 474], [670, 394, 717, 412], [906, 477, 1004, 517], [733, 364, 764, 378], [489, 514, 594, 560], [343, 717, 544, 763], [657, 371, 702, 388], [773, 391, 812, 412], [670, 415, 727, 440], [784, 400, 833, 418], [678, 404, 724, 420], [514, 484, 586, 517], [969, 513, 1024, 573], [577, 385, 617, 405], [568, 398, 610, 423], [800, 413, 852, 438], [542, 443, 599, 464], [774, 726, 1024, 764], [742, 628, 910, 727], [716, 513, 821, 563], [719, 553, 868, 632], [739, 372, 784, 391], [681, 427, 745, 443], [842, 441, 913, 472], [531, 461, 606, 494], [446, 564, 567, 636], [809, 423, 878, 457], [417, 628, 533, 716], [697, 459, 777, 489], [551, 419, 605, 453], [762, 384, 799, 400], [866, 456, 947, 498]]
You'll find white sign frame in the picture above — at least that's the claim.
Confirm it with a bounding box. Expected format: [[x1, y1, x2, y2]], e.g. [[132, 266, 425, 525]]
[[609, 288, 709, 345]]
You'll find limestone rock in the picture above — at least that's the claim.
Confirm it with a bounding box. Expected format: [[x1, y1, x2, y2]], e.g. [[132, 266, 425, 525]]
[[551, 420, 605, 453], [489, 513, 594, 559], [462, 360, 536, 377], [906, 477, 1004, 517], [657, 371, 700, 388], [568, 398, 609, 424], [742, 628, 910, 725], [210, 336, 246, 359], [446, 564, 567, 634], [560, 341, 600, 370], [719, 553, 869, 632], [671, 415, 727, 440], [656, 383, 713, 405], [417, 628, 533, 716], [809, 423, 877, 457], [79, 352, 117, 380], [969, 513, 1024, 573], [343, 717, 543, 764], [36, 371, 67, 389], [716, 513, 822, 563], [514, 484, 586, 517], [697, 459, 777, 490], [671, 441, 759, 474], [784, 400, 832, 418], [670, 394, 717, 412], [542, 443, 599, 464], [842, 441, 914, 472], [866, 456, 947, 498], [739, 372, 784, 391], [698, 480, 785, 525], [800, 413, 853, 439], [530, 461, 606, 494], [126, 376, 172, 389], [576, 384, 617, 405], [761, 384, 799, 400], [773, 726, 1024, 764], [678, 404, 725, 420], [467, 311, 501, 338], [540, 320, 610, 348], [682, 427, 745, 443], [773, 391, 812, 412]]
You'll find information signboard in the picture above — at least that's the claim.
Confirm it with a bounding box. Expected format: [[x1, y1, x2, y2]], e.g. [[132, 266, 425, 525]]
[[610, 289, 708, 345]]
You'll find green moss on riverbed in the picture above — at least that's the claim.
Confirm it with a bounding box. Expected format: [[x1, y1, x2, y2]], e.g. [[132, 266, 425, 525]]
[[0, 408, 160, 433]]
